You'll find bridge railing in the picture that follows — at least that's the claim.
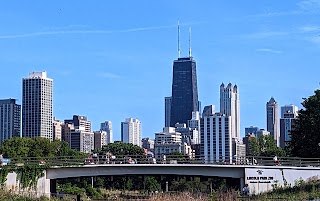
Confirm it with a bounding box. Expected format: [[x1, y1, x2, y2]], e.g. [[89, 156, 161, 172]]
[[245, 156, 320, 167], [3, 155, 320, 167]]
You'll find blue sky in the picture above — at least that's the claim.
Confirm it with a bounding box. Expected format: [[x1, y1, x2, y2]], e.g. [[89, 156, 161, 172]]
[[0, 0, 320, 140]]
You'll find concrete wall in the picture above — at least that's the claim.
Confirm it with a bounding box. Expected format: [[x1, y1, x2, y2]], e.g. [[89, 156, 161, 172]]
[[4, 171, 50, 197], [245, 167, 320, 195]]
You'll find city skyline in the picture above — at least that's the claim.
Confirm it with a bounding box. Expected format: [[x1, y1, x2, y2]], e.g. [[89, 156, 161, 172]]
[[1, 1, 320, 140]]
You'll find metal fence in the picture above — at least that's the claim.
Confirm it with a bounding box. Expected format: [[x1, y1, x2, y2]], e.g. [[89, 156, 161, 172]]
[[3, 155, 320, 168]]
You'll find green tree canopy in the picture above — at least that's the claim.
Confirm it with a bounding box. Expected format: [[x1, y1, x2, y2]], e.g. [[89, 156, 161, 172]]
[[248, 135, 286, 157], [290, 90, 320, 158], [144, 176, 161, 192], [0, 137, 85, 159], [99, 141, 144, 157]]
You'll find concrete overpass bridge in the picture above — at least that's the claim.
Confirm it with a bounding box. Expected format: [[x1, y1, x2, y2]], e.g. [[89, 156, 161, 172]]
[[4, 156, 320, 196], [45, 163, 320, 196], [47, 164, 244, 179]]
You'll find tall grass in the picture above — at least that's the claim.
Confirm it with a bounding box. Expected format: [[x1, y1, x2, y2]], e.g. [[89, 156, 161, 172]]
[[0, 191, 76, 201], [149, 191, 238, 201], [1, 180, 320, 201]]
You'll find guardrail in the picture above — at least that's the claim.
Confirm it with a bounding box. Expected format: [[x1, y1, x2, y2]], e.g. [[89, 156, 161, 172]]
[[2, 155, 320, 168]]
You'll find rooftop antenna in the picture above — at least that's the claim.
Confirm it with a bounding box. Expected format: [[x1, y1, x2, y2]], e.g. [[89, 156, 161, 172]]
[[189, 27, 192, 57], [178, 19, 181, 58]]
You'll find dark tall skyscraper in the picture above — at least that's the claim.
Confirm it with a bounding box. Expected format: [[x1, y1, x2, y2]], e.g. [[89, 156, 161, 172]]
[[170, 57, 198, 126], [166, 21, 199, 127], [0, 99, 21, 144]]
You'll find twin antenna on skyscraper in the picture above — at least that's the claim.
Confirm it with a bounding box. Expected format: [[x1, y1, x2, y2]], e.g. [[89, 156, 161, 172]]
[[177, 19, 192, 58]]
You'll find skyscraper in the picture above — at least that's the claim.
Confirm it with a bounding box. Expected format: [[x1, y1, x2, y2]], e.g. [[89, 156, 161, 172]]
[[202, 105, 215, 117], [63, 115, 94, 153], [154, 127, 192, 159], [94, 130, 107, 150], [188, 111, 200, 131], [170, 23, 198, 127], [65, 115, 91, 132], [175, 122, 199, 145], [280, 104, 298, 147], [187, 111, 201, 144], [198, 101, 202, 117], [164, 97, 172, 127], [69, 129, 94, 153], [22, 72, 53, 140], [201, 113, 232, 163], [281, 105, 298, 118], [100, 121, 113, 144], [141, 137, 155, 151], [220, 83, 240, 139], [0, 99, 21, 144], [245, 126, 259, 136], [121, 118, 141, 146], [170, 56, 198, 127], [266, 97, 279, 145]]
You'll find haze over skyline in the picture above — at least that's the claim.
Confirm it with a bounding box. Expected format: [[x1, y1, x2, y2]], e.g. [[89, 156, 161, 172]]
[[0, 0, 320, 140]]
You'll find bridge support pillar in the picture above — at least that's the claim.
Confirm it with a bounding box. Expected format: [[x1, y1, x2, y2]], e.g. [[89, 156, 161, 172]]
[[50, 179, 57, 196], [165, 181, 169, 192], [240, 177, 245, 191], [91, 177, 94, 188]]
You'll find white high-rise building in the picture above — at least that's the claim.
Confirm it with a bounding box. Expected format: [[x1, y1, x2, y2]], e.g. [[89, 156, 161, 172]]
[[165, 97, 172, 127], [266, 97, 279, 145], [69, 129, 94, 153], [22, 72, 53, 140], [201, 113, 232, 163], [100, 121, 113, 144], [187, 111, 201, 144], [154, 127, 193, 159], [232, 138, 246, 160], [220, 83, 240, 139], [121, 118, 142, 146], [188, 111, 200, 130]]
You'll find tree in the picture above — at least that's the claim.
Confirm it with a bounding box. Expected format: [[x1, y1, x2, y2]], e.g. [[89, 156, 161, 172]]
[[248, 137, 260, 156], [171, 177, 209, 193], [144, 176, 160, 192], [248, 135, 286, 157], [99, 142, 144, 157], [0, 137, 32, 159], [290, 90, 320, 158], [0, 137, 86, 159]]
